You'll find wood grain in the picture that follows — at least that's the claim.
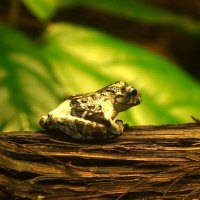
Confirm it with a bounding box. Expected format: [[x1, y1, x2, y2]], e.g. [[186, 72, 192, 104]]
[[0, 124, 200, 200]]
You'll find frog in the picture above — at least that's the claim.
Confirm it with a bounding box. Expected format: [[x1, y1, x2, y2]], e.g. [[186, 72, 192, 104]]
[[39, 80, 142, 140]]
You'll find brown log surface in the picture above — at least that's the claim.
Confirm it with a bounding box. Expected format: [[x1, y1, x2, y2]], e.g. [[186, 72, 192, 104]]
[[0, 124, 200, 200]]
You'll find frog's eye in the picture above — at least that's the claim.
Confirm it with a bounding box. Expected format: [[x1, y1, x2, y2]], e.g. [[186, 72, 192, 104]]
[[130, 88, 138, 96]]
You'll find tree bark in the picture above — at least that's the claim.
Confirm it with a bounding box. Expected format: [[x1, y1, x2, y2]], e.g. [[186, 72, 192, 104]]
[[0, 123, 200, 200]]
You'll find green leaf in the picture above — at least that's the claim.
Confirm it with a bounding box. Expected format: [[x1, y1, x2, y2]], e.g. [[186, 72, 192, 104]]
[[41, 23, 200, 125], [0, 25, 61, 131], [21, 0, 58, 21], [1, 23, 199, 132], [70, 0, 200, 36], [21, 0, 200, 35]]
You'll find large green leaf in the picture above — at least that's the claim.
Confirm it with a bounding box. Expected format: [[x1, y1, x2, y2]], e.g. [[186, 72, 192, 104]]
[[0, 23, 199, 132], [79, 0, 200, 35], [21, 0, 200, 35], [21, 0, 59, 21], [41, 23, 200, 125], [0, 26, 61, 131]]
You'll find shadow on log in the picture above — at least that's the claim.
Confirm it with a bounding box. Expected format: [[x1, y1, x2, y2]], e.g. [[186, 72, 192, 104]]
[[0, 124, 200, 200]]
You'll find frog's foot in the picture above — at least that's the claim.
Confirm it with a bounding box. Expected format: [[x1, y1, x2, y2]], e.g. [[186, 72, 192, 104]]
[[40, 115, 108, 140], [115, 119, 124, 133], [107, 119, 124, 136]]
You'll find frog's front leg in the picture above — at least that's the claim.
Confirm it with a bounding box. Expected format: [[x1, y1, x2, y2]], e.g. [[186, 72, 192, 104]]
[[107, 118, 124, 135], [40, 115, 107, 140], [101, 103, 124, 136]]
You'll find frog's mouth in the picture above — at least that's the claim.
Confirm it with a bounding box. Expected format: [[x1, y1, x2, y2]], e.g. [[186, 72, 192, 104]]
[[131, 91, 142, 106]]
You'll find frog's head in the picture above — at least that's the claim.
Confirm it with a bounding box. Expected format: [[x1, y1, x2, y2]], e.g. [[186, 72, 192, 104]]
[[108, 80, 142, 112]]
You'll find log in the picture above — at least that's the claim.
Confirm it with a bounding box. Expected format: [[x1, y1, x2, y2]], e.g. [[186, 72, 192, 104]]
[[0, 124, 200, 200]]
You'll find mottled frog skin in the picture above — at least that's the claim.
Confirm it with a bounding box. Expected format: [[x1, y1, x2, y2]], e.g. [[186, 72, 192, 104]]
[[39, 81, 141, 139]]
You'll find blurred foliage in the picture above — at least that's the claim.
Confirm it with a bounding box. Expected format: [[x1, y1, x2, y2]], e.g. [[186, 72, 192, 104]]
[[0, 26, 61, 131], [0, 0, 200, 131], [23, 0, 200, 35]]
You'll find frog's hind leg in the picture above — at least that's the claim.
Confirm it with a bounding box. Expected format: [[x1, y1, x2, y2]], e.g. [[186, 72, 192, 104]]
[[40, 115, 107, 140]]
